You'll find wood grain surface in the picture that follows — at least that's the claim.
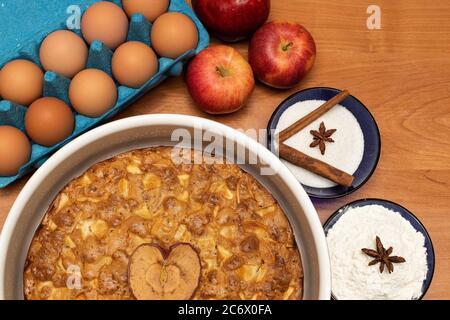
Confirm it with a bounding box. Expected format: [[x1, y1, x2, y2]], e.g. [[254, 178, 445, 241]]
[[1, 0, 449, 299]]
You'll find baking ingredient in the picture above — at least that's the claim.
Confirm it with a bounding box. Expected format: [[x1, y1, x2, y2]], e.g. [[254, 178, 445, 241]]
[[0, 126, 31, 176], [151, 12, 198, 59], [81, 1, 129, 50], [192, 0, 270, 42], [129, 243, 201, 300], [122, 0, 169, 22], [69, 69, 117, 117], [25, 97, 74, 146], [186, 45, 254, 114], [0, 59, 43, 106], [327, 204, 428, 300], [278, 143, 354, 187], [112, 41, 158, 88], [276, 100, 364, 188], [278, 90, 350, 142], [39, 30, 88, 79], [362, 236, 406, 274], [309, 122, 336, 155], [249, 22, 316, 88]]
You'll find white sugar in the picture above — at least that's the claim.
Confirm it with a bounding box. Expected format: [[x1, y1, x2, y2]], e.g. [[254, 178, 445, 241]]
[[327, 205, 428, 300], [275, 100, 364, 188]]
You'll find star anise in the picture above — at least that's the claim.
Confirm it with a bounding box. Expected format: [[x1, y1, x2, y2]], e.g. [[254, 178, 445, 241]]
[[361, 236, 406, 274], [309, 122, 336, 155]]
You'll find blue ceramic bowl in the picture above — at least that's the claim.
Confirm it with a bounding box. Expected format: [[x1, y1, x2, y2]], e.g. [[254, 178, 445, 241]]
[[267, 87, 381, 199], [323, 198, 435, 300]]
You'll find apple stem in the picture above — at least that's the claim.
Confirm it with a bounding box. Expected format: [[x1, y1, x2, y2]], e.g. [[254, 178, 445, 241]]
[[282, 42, 294, 51], [216, 66, 230, 77]]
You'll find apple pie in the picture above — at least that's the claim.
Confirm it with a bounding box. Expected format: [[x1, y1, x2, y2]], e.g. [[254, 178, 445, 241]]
[[23, 147, 303, 300]]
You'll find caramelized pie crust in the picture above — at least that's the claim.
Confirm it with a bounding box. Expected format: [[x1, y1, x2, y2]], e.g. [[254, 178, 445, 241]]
[[24, 147, 303, 300]]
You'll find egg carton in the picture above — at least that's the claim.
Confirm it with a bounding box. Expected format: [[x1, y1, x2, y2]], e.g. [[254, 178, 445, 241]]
[[0, 0, 209, 188]]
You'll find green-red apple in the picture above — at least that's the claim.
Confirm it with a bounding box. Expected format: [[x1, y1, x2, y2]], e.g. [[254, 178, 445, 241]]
[[186, 45, 255, 114], [249, 22, 316, 89]]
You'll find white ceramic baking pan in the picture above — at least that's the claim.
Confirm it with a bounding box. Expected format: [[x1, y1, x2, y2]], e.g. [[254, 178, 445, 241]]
[[0, 114, 330, 300]]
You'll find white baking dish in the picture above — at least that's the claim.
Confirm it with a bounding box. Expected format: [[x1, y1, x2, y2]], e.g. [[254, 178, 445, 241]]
[[0, 114, 330, 300]]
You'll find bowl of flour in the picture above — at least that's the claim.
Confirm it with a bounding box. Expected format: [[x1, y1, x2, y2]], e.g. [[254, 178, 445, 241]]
[[324, 199, 434, 300]]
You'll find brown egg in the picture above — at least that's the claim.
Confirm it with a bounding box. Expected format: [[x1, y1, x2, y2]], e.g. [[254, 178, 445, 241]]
[[122, 0, 169, 22], [25, 97, 74, 147], [0, 126, 31, 176], [151, 12, 198, 59], [81, 1, 129, 50], [69, 69, 117, 117], [112, 41, 158, 88], [40, 30, 88, 79], [0, 59, 43, 106]]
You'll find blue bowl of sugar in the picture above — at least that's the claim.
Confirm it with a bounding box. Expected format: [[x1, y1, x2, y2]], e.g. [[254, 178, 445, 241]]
[[267, 87, 381, 199]]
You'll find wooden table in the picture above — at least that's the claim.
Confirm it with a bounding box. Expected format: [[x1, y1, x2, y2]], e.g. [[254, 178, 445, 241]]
[[1, 0, 449, 299]]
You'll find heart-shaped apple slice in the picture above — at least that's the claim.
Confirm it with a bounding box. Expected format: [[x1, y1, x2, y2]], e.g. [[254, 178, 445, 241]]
[[129, 243, 201, 300]]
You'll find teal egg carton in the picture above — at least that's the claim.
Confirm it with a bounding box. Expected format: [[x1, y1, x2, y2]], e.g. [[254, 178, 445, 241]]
[[0, 0, 209, 188]]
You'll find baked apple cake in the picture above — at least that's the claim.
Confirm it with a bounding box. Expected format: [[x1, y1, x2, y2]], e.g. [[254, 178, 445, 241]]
[[24, 147, 303, 300]]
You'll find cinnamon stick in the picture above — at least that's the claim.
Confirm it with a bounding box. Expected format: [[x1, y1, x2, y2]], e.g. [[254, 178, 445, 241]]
[[278, 89, 350, 142], [279, 143, 354, 187]]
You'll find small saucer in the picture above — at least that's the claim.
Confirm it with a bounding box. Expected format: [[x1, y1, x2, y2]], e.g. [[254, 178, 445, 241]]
[[267, 87, 381, 199], [323, 198, 435, 300]]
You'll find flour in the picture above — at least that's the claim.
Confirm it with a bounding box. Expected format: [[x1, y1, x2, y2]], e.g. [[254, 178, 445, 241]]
[[275, 100, 364, 188], [326, 205, 428, 300]]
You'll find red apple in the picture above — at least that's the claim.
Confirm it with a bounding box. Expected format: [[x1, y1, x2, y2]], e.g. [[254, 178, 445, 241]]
[[192, 0, 270, 42], [186, 45, 255, 114], [249, 22, 316, 89]]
